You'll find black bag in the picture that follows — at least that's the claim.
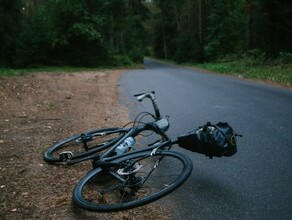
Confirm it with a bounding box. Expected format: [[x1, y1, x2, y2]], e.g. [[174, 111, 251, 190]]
[[177, 122, 239, 158]]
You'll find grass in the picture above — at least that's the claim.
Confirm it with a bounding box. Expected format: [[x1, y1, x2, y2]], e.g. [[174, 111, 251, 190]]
[[1, 58, 291, 87], [0, 63, 143, 77], [193, 59, 292, 87], [0, 66, 100, 77]]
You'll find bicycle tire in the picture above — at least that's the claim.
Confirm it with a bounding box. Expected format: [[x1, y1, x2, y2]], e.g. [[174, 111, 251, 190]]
[[43, 127, 126, 164], [72, 150, 193, 212]]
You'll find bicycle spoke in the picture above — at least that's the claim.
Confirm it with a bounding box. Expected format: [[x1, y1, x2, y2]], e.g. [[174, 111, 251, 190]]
[[73, 151, 192, 211], [43, 128, 125, 163]]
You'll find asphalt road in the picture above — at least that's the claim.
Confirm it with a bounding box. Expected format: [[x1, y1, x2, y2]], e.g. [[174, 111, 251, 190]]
[[119, 59, 292, 219]]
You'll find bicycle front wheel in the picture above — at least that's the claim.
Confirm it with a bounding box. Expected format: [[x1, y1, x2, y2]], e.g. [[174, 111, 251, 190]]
[[43, 127, 126, 164], [72, 150, 193, 212]]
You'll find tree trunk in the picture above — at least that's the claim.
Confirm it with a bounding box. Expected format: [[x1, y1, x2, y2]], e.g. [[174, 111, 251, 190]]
[[198, 0, 203, 44], [246, 0, 253, 52], [159, 9, 167, 59]]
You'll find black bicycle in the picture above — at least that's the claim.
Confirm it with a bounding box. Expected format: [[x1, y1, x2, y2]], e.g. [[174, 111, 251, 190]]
[[43, 91, 171, 165], [44, 91, 239, 212]]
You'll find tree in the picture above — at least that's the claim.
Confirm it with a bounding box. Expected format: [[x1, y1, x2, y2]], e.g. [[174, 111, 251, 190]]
[[245, 0, 253, 52], [4, 0, 290, 67], [3, 0, 150, 67], [150, 0, 209, 62], [252, 0, 292, 56], [0, 0, 23, 66], [204, 0, 245, 59], [45, 0, 108, 66], [104, 0, 149, 62]]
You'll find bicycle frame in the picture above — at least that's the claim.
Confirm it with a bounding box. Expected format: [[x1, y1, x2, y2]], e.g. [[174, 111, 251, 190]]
[[44, 91, 173, 166], [81, 139, 170, 167], [67, 118, 171, 165]]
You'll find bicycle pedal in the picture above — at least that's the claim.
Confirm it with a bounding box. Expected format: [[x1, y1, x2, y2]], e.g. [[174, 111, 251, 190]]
[[59, 151, 73, 161], [117, 163, 142, 175]]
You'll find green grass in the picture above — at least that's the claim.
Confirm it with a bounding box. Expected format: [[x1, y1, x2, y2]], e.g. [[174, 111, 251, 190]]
[[0, 66, 98, 77], [1, 58, 291, 87], [0, 63, 143, 77], [194, 60, 292, 87]]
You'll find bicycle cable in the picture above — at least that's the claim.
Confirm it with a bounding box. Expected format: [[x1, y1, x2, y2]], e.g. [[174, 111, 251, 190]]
[[119, 112, 157, 138]]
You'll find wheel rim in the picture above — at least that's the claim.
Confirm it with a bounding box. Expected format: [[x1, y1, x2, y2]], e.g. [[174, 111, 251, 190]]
[[44, 128, 125, 163], [73, 151, 192, 212]]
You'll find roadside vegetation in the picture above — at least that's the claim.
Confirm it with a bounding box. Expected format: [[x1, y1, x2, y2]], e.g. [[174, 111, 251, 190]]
[[193, 53, 292, 87], [1, 53, 291, 87], [2, 1, 291, 68], [0, 63, 142, 77], [1, 1, 290, 87]]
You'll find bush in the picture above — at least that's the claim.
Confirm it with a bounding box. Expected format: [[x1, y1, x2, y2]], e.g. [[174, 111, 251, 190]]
[[128, 48, 144, 63], [243, 49, 267, 66], [111, 55, 133, 67], [276, 52, 292, 65]]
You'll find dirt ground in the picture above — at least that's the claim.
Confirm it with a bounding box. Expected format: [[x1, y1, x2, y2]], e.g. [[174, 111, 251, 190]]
[[0, 71, 171, 219]]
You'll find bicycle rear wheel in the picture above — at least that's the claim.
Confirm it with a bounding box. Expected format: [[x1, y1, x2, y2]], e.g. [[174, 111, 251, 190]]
[[43, 127, 126, 164], [72, 150, 192, 212]]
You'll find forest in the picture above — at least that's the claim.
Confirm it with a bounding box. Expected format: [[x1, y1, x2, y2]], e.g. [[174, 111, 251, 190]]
[[1, 0, 291, 68]]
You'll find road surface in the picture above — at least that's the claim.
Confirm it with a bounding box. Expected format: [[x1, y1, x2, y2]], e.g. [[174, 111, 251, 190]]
[[119, 59, 292, 220]]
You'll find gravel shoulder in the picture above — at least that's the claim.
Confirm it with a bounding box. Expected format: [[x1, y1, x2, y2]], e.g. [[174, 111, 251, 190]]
[[0, 70, 170, 219]]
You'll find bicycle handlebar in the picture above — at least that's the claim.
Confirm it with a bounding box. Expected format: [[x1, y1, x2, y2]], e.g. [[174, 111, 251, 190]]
[[134, 91, 161, 119], [134, 91, 155, 101]]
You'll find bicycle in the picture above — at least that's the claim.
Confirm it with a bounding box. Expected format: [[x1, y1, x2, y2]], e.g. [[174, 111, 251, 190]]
[[44, 91, 239, 212], [43, 91, 170, 166]]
